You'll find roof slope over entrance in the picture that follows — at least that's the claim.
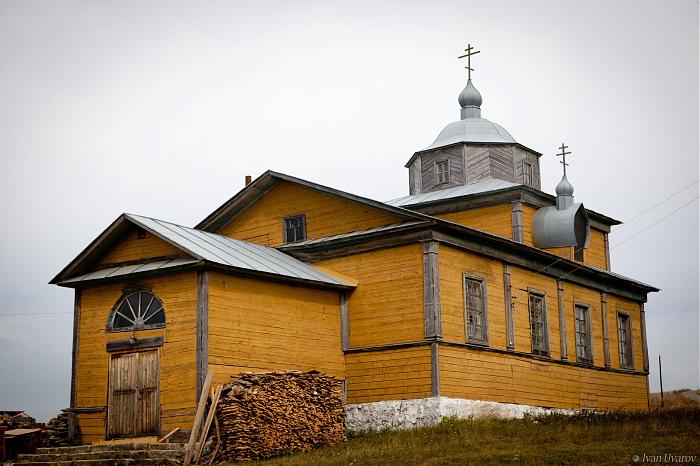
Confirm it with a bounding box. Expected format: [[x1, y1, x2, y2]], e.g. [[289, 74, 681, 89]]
[[51, 214, 352, 288]]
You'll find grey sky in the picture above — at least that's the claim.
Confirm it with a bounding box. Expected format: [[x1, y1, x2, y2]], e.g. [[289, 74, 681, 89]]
[[0, 0, 697, 421]]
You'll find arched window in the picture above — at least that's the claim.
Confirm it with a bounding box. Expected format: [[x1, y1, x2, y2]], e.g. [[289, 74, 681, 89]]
[[109, 290, 165, 331]]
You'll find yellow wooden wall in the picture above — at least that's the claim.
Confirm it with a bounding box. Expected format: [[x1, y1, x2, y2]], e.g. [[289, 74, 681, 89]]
[[606, 294, 644, 370], [207, 272, 345, 387], [98, 229, 182, 266], [439, 345, 648, 410], [315, 244, 424, 348], [435, 205, 513, 239], [435, 244, 647, 408], [215, 181, 405, 246], [585, 228, 608, 270], [439, 245, 506, 348], [346, 346, 432, 404], [75, 272, 198, 443]]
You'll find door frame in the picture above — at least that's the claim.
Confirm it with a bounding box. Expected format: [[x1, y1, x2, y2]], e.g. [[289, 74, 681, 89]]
[[106, 348, 161, 439]]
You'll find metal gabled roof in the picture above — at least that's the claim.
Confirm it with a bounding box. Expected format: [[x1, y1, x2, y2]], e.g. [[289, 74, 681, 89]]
[[279, 220, 432, 248], [53, 213, 354, 288], [387, 178, 522, 207], [195, 170, 432, 233], [59, 258, 199, 284]]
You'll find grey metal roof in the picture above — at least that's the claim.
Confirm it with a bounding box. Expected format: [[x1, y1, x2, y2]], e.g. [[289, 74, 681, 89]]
[[279, 221, 430, 248], [424, 118, 517, 150], [387, 178, 522, 207], [60, 258, 198, 284], [124, 214, 350, 287]]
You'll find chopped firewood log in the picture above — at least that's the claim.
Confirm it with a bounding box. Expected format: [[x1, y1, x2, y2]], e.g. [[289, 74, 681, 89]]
[[209, 371, 345, 463]]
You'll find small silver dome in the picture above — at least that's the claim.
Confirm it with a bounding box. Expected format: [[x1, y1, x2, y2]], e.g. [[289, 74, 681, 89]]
[[424, 118, 517, 150], [458, 79, 482, 108], [555, 175, 574, 196]]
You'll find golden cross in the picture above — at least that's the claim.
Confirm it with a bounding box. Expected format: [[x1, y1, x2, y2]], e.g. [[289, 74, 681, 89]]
[[458, 44, 481, 80], [557, 143, 572, 177]]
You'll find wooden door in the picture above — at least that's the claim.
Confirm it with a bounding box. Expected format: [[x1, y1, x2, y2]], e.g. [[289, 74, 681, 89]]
[[108, 350, 160, 437]]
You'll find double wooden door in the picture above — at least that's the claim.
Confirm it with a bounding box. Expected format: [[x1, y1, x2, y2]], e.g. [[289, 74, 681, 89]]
[[108, 350, 160, 437]]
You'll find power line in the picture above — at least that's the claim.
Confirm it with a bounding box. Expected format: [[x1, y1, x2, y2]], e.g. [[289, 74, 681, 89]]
[[557, 195, 698, 282], [619, 179, 699, 227], [610, 196, 699, 249]]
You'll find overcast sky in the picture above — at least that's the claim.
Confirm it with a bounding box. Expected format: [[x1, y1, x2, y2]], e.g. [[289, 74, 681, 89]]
[[1, 0, 697, 421]]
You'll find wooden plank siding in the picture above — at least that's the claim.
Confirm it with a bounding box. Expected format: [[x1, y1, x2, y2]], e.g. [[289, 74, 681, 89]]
[[315, 244, 425, 348], [439, 345, 648, 410], [435, 205, 513, 239], [438, 245, 506, 348], [75, 273, 198, 443], [346, 346, 433, 404], [206, 272, 345, 387], [435, 244, 648, 409], [97, 229, 182, 266], [215, 181, 405, 246]]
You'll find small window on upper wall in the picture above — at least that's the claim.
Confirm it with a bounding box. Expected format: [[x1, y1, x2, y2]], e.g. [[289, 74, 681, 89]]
[[575, 304, 593, 365], [522, 161, 533, 186], [617, 312, 634, 369], [463, 275, 488, 345], [436, 160, 449, 184], [528, 290, 549, 356], [283, 215, 306, 243]]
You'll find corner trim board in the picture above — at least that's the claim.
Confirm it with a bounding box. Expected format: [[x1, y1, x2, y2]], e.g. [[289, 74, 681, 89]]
[[640, 303, 649, 372], [511, 201, 524, 243], [503, 264, 515, 350], [196, 270, 209, 400], [340, 292, 350, 351], [423, 241, 442, 338], [601, 292, 611, 368], [70, 289, 81, 410], [431, 342, 440, 397], [557, 281, 567, 360]]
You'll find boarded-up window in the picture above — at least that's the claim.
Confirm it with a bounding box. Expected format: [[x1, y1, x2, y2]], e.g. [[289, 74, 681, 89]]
[[522, 161, 533, 186], [436, 160, 449, 184], [528, 291, 549, 356], [575, 304, 593, 364], [464, 276, 488, 344], [283, 215, 306, 243], [618, 312, 634, 369]]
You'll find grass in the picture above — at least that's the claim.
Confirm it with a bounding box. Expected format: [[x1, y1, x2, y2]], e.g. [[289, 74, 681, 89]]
[[238, 408, 700, 466], [650, 389, 699, 409]]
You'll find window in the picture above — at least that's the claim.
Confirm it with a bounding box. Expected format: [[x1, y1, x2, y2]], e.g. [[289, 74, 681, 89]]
[[617, 312, 634, 369], [109, 290, 165, 331], [464, 275, 488, 344], [283, 214, 306, 243], [574, 304, 593, 364], [528, 291, 549, 355], [574, 246, 584, 262], [436, 160, 449, 184], [522, 161, 533, 186]]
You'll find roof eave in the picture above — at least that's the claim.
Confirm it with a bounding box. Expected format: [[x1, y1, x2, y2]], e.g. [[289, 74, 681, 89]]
[[196, 170, 431, 233], [404, 141, 543, 168]]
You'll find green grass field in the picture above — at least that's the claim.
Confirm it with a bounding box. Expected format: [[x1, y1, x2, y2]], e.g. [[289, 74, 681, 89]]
[[244, 407, 700, 466]]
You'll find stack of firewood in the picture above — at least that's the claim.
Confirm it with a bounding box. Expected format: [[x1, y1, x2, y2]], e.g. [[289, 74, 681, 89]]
[[44, 412, 75, 447], [212, 370, 345, 462]]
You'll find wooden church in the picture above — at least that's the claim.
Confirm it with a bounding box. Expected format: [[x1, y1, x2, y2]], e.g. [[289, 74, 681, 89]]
[[51, 48, 658, 442]]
